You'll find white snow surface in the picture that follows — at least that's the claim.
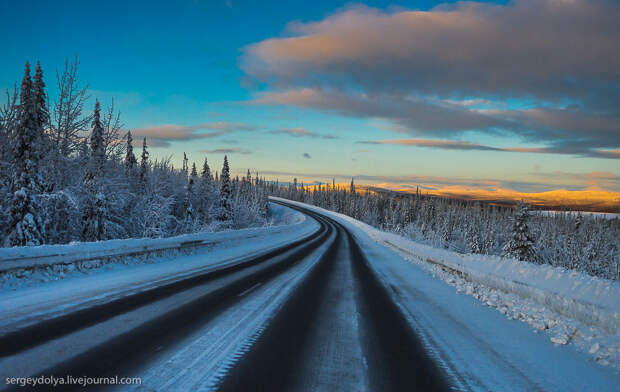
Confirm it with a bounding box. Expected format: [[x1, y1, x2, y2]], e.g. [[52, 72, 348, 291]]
[[0, 203, 318, 333], [273, 197, 620, 389], [0, 203, 305, 272]]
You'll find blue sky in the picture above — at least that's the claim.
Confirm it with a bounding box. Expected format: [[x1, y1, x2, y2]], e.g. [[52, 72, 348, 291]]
[[1, 0, 618, 193]]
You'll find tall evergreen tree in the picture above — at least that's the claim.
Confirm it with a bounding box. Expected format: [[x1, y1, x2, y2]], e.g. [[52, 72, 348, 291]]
[[201, 157, 212, 184], [182, 152, 188, 179], [124, 130, 137, 177], [502, 201, 536, 261], [81, 100, 107, 242], [89, 99, 105, 178], [218, 155, 232, 221], [32, 61, 53, 191], [33, 62, 49, 135], [139, 137, 149, 193], [5, 62, 45, 246], [196, 156, 214, 223], [182, 164, 196, 227]]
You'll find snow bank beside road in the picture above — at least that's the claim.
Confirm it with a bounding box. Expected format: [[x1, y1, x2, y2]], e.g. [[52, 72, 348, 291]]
[[0, 202, 318, 335], [272, 197, 620, 369], [268, 202, 306, 225], [0, 203, 310, 290]]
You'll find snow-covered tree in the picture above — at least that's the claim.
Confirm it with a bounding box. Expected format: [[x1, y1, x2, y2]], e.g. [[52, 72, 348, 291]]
[[182, 152, 188, 179], [80, 100, 107, 242], [5, 62, 45, 246], [50, 57, 90, 188], [81, 190, 108, 242], [196, 156, 215, 223], [0, 85, 19, 232], [2, 61, 270, 248], [32, 61, 54, 192], [90, 100, 105, 175], [218, 155, 232, 222], [182, 163, 197, 225], [201, 157, 212, 184], [139, 137, 149, 193], [125, 130, 137, 177], [101, 99, 124, 161], [502, 202, 536, 261]]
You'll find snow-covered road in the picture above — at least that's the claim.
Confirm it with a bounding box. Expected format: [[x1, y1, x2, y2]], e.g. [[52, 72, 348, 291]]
[[0, 200, 618, 391]]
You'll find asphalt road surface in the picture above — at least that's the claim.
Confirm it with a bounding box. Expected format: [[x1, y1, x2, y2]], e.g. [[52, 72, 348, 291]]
[[0, 201, 466, 391]]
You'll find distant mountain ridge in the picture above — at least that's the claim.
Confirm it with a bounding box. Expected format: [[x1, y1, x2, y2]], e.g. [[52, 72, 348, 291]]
[[357, 185, 620, 213]]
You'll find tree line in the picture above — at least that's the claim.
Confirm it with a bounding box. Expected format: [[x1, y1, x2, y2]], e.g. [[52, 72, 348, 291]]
[[0, 60, 270, 247], [272, 179, 619, 281]]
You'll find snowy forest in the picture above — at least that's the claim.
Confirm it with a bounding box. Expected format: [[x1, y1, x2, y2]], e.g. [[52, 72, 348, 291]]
[[272, 180, 619, 281], [0, 60, 270, 248], [1, 60, 617, 282]]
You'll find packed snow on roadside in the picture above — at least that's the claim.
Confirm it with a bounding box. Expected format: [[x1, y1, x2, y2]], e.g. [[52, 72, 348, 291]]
[[272, 197, 620, 370], [0, 203, 319, 335], [0, 203, 311, 292]]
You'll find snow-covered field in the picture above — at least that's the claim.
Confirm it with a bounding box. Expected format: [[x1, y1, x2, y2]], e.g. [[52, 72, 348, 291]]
[[273, 197, 620, 373], [0, 203, 318, 334]]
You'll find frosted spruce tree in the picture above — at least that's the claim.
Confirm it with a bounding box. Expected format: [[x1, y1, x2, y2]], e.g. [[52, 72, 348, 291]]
[[124, 130, 137, 177], [5, 62, 45, 246], [201, 157, 212, 185], [218, 155, 232, 222], [32, 62, 53, 192], [90, 100, 105, 175], [502, 201, 536, 261], [182, 152, 189, 179], [182, 162, 197, 230], [139, 137, 149, 194], [81, 100, 107, 242], [197, 156, 215, 223]]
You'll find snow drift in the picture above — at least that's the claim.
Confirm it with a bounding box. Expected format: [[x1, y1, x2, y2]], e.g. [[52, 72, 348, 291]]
[[272, 197, 620, 337]]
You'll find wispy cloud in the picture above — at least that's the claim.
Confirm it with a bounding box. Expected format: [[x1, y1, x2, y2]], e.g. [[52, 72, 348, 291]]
[[130, 122, 256, 147], [361, 139, 501, 151], [200, 148, 252, 155], [303, 152, 311, 159], [199, 122, 256, 132], [361, 138, 620, 159], [270, 127, 336, 139]]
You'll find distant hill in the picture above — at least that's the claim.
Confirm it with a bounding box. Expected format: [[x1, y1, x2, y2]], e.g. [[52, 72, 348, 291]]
[[356, 184, 620, 213]]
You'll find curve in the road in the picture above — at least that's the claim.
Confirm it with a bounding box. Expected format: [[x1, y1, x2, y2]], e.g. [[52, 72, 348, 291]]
[[216, 202, 450, 392], [0, 210, 327, 359], [2, 202, 452, 392], [1, 206, 336, 392]]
